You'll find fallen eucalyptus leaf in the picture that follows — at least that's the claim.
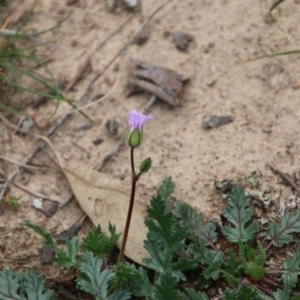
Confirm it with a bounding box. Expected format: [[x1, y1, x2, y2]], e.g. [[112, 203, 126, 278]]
[[62, 165, 150, 266]]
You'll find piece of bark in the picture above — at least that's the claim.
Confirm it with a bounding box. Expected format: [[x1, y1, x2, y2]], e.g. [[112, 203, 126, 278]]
[[41, 245, 54, 264], [129, 58, 189, 106], [55, 224, 81, 244]]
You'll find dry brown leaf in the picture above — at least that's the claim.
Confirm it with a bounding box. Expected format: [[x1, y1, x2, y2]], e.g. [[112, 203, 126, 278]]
[[62, 165, 150, 266]]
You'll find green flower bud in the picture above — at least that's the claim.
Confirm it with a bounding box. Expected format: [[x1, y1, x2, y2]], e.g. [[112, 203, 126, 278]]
[[139, 157, 152, 173], [126, 127, 143, 148]]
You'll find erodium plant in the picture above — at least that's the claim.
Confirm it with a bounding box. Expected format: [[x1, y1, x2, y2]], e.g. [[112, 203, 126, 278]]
[[119, 110, 153, 263], [3, 110, 300, 299]]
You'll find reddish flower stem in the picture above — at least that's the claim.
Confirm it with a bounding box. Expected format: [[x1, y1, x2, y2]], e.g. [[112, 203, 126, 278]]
[[118, 147, 138, 263]]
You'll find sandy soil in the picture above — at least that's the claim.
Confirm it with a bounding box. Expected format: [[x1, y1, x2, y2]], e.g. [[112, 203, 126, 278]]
[[1, 0, 300, 284]]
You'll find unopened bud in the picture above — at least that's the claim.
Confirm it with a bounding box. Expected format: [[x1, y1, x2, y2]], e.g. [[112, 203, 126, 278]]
[[126, 127, 143, 148], [139, 157, 152, 173]]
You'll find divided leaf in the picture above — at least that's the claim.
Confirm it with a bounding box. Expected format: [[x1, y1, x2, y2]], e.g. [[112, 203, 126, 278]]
[[282, 251, 300, 287], [0, 269, 23, 300], [0, 269, 54, 300], [175, 201, 218, 246], [177, 288, 208, 300], [196, 244, 224, 280], [266, 210, 300, 248], [145, 194, 186, 250], [81, 223, 121, 258], [126, 268, 153, 298], [222, 186, 258, 243], [25, 221, 59, 252], [225, 285, 272, 300], [144, 177, 195, 280], [273, 280, 295, 300], [152, 270, 178, 300], [223, 251, 242, 286], [77, 252, 130, 300], [157, 177, 175, 202], [20, 270, 54, 300], [51, 237, 80, 268], [240, 243, 266, 281], [25, 221, 79, 268]]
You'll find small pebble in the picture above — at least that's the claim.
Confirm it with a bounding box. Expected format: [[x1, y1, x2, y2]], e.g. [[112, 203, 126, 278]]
[[206, 75, 218, 87], [32, 198, 43, 210], [173, 31, 194, 51], [63, 153, 70, 160], [22, 118, 34, 131], [74, 122, 93, 131], [202, 115, 233, 129], [93, 138, 104, 146]]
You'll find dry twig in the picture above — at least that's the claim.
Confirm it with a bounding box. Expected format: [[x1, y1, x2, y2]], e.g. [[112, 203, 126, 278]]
[[12, 182, 61, 203], [65, 55, 92, 92], [267, 163, 300, 194]]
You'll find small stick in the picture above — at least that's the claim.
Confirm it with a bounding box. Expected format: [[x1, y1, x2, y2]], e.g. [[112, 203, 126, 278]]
[[0, 155, 47, 171], [266, 163, 300, 194], [12, 182, 61, 203], [59, 95, 157, 208], [65, 55, 91, 92]]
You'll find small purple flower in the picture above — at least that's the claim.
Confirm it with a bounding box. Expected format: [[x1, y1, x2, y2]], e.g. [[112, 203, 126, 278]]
[[126, 110, 153, 148], [129, 110, 153, 130]]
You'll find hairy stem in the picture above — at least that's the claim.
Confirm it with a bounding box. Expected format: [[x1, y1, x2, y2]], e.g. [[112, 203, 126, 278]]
[[119, 147, 137, 263]]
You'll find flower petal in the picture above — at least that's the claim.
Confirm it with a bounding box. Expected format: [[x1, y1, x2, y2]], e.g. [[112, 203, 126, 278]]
[[129, 110, 153, 129]]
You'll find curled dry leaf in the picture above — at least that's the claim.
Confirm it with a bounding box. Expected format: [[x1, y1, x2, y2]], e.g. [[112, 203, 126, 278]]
[[129, 58, 189, 107], [62, 165, 150, 266]]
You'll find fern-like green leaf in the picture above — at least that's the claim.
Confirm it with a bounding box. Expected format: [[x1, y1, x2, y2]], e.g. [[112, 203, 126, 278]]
[[77, 252, 113, 298], [225, 285, 272, 300], [175, 201, 218, 246], [282, 251, 300, 286], [222, 186, 259, 243], [266, 210, 300, 248], [240, 243, 266, 281], [273, 280, 295, 300], [0, 269, 24, 300], [106, 289, 131, 300], [25, 221, 79, 268], [143, 239, 194, 281], [152, 270, 177, 300], [51, 237, 80, 269], [177, 288, 208, 300], [20, 270, 54, 300], [0, 269, 54, 300], [146, 193, 187, 250], [144, 181, 195, 280], [25, 221, 59, 252], [127, 267, 153, 298], [195, 244, 223, 280], [223, 251, 242, 286], [201, 249, 224, 280], [157, 177, 175, 202], [81, 223, 121, 258]]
